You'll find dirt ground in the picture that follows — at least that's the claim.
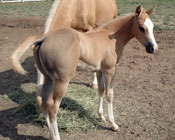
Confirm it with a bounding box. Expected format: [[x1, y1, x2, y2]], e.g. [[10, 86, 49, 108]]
[[0, 16, 175, 140]]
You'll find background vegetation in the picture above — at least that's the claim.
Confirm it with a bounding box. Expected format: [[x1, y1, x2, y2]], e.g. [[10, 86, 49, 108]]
[[0, 0, 175, 29]]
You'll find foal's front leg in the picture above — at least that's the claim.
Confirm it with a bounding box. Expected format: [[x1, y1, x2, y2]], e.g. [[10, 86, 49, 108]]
[[96, 72, 106, 122], [104, 68, 119, 131]]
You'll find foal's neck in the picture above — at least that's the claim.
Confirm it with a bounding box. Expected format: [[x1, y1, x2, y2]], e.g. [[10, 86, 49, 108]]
[[103, 14, 134, 42], [101, 14, 135, 62], [102, 14, 133, 30]]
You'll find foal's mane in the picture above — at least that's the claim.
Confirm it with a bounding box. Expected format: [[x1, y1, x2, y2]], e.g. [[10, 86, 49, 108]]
[[98, 13, 135, 31]]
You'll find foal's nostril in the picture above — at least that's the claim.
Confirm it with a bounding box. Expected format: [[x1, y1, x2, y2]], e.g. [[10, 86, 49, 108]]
[[150, 46, 154, 52], [145, 42, 154, 53]]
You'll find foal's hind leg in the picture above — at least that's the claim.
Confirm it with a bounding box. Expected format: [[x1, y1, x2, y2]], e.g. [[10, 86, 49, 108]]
[[96, 72, 106, 122], [46, 79, 69, 140], [36, 76, 52, 111], [104, 68, 119, 131], [36, 76, 53, 131]]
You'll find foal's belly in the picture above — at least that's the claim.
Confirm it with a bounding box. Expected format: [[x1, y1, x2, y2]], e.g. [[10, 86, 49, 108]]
[[76, 60, 101, 72]]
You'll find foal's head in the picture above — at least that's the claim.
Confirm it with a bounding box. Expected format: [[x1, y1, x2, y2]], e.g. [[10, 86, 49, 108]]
[[132, 6, 158, 53]]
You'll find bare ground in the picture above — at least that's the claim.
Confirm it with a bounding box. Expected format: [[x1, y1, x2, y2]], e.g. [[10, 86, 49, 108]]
[[0, 16, 175, 140]]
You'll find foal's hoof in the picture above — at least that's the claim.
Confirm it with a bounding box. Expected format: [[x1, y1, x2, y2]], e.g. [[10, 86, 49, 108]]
[[91, 83, 98, 89], [112, 124, 119, 132]]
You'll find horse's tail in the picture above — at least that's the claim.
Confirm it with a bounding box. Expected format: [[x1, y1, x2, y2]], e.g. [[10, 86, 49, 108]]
[[10, 36, 39, 75]]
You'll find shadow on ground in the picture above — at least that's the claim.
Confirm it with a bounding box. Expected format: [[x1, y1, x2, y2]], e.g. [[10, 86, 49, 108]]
[[0, 57, 100, 140], [0, 57, 48, 139]]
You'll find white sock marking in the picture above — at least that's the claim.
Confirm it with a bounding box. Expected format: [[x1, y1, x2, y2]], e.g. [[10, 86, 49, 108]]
[[108, 102, 114, 121], [92, 72, 98, 85], [50, 120, 60, 140], [36, 66, 44, 88], [44, 113, 51, 128], [108, 102, 119, 130], [98, 96, 104, 115]]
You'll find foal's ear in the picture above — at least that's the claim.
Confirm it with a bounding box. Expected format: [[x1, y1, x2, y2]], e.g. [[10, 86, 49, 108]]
[[135, 5, 143, 16], [146, 6, 155, 15]]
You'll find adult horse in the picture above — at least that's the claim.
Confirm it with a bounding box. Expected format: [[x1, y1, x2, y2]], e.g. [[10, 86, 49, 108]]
[[10, 0, 117, 90], [33, 6, 158, 140]]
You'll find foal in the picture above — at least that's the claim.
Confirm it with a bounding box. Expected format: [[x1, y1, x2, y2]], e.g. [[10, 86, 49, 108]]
[[33, 6, 158, 140]]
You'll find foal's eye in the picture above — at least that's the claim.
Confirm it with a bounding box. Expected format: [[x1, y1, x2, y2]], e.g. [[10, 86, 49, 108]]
[[139, 26, 145, 33]]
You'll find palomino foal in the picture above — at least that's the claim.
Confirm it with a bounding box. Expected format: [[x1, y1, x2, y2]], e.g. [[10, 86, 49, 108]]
[[33, 6, 158, 140]]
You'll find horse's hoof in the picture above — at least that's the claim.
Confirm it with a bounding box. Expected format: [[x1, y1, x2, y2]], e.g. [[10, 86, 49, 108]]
[[49, 136, 61, 140], [98, 113, 106, 122], [91, 83, 98, 89], [100, 116, 106, 122]]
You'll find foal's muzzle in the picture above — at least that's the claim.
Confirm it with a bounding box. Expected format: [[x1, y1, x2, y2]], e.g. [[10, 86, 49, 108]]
[[145, 42, 154, 53]]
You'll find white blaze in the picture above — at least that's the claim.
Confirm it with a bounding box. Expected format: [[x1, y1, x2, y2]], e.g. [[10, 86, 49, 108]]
[[144, 18, 158, 50]]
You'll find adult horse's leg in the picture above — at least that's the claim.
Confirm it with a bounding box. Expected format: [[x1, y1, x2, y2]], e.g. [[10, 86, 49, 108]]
[[104, 68, 119, 131], [92, 72, 98, 89], [96, 72, 106, 121], [46, 79, 69, 140], [36, 66, 44, 95]]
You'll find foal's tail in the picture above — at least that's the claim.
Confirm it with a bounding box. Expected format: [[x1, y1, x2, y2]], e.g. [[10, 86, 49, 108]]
[[10, 36, 39, 75], [33, 38, 54, 107], [33, 38, 47, 76]]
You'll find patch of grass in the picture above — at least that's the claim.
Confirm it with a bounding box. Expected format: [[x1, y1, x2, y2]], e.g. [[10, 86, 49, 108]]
[[2, 94, 11, 101], [0, 2, 52, 17], [156, 40, 161, 44], [154, 25, 163, 31], [4, 83, 102, 133], [117, 0, 175, 30], [59, 83, 101, 132], [1, 0, 175, 29]]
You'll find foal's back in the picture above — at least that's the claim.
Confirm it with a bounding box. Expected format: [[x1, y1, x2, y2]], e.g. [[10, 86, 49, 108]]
[[37, 28, 117, 79]]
